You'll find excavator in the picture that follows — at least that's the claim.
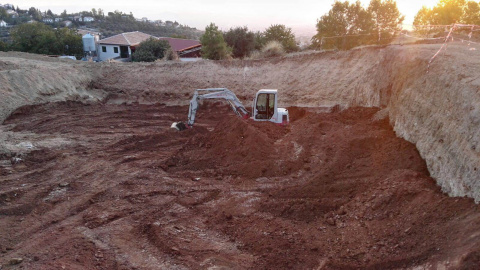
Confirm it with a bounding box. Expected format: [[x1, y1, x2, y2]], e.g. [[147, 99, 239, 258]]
[[172, 88, 289, 130]]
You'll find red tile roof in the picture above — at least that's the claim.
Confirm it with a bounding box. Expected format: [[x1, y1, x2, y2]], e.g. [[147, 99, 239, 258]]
[[98, 31, 154, 46], [98, 32, 201, 52], [158, 37, 201, 52]]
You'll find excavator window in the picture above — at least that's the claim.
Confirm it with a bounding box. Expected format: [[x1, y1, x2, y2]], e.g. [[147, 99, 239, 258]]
[[255, 93, 275, 119]]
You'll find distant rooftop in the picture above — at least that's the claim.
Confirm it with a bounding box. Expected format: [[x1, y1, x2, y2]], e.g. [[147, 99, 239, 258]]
[[98, 31, 153, 46], [158, 37, 200, 52], [77, 29, 101, 37], [97, 31, 201, 51]]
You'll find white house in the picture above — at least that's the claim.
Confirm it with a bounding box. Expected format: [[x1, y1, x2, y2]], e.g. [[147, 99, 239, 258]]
[[3, 4, 14, 9], [97, 31, 154, 61], [42, 18, 54, 23], [54, 18, 62, 22], [0, 20, 7, 27], [63, 20, 72, 27], [6, 9, 17, 18], [83, 16, 94, 22], [97, 31, 203, 62]]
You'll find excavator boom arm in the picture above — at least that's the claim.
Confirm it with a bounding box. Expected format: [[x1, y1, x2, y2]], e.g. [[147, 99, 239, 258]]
[[187, 88, 249, 127]]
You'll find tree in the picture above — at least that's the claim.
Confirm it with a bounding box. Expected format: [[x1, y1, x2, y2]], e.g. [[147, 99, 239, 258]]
[[368, 0, 404, 44], [11, 23, 55, 53], [254, 31, 266, 50], [200, 23, 231, 60], [462, 1, 480, 24], [56, 28, 84, 57], [413, 0, 468, 25], [413, 6, 433, 26], [10, 23, 83, 57], [132, 37, 170, 62], [223, 26, 255, 58], [312, 1, 374, 50], [264, 24, 298, 52], [28, 7, 43, 21], [0, 7, 7, 20], [97, 8, 104, 19]]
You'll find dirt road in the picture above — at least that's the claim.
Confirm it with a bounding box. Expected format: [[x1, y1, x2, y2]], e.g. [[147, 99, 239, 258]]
[[0, 102, 479, 269]]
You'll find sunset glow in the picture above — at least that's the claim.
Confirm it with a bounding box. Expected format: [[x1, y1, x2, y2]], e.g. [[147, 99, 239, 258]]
[[11, 0, 447, 34]]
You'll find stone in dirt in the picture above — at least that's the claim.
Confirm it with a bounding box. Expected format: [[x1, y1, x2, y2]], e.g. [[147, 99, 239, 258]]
[[9, 258, 23, 265]]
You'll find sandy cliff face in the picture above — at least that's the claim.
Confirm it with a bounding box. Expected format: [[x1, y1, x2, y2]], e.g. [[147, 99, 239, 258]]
[[386, 45, 480, 201], [1, 44, 479, 201], [0, 53, 102, 124]]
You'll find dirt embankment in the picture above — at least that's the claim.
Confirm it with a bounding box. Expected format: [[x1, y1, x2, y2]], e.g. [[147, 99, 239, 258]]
[[0, 52, 103, 124], [1, 44, 479, 202]]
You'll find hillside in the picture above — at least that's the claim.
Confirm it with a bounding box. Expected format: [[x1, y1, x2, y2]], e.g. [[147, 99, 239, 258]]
[[0, 6, 202, 42]]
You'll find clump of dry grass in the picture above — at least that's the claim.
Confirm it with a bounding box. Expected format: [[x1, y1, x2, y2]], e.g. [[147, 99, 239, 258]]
[[261, 41, 285, 58], [163, 48, 179, 61], [248, 50, 262, 59], [248, 41, 286, 59]]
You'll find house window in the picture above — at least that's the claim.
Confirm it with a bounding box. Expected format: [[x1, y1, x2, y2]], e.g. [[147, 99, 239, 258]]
[[102, 46, 106, 53], [114, 47, 119, 54]]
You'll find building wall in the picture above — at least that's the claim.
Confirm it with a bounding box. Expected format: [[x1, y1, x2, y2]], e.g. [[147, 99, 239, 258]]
[[98, 44, 131, 61]]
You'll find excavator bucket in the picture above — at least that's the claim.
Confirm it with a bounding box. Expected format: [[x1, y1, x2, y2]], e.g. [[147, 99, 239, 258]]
[[171, 122, 187, 131]]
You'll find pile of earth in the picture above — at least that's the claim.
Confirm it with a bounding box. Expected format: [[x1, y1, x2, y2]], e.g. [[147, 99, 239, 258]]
[[164, 113, 291, 178]]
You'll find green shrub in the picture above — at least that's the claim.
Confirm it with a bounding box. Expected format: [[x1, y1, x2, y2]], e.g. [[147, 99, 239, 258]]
[[0, 40, 9, 51], [132, 37, 170, 62]]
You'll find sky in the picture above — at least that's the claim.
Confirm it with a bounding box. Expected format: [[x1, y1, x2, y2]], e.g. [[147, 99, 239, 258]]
[[9, 0, 441, 35]]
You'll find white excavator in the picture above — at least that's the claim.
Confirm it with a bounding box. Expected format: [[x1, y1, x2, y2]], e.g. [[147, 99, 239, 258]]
[[172, 88, 289, 130]]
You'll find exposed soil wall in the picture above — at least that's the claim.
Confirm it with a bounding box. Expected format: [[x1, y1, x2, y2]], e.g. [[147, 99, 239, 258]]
[[0, 52, 103, 124], [1, 44, 479, 202]]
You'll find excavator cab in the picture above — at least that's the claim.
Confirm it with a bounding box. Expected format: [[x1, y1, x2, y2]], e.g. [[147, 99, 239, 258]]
[[254, 92, 275, 119], [252, 89, 289, 125]]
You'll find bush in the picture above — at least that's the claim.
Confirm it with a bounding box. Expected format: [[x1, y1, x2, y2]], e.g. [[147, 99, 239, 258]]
[[261, 41, 285, 58], [132, 37, 170, 62], [132, 50, 157, 62], [0, 40, 9, 51]]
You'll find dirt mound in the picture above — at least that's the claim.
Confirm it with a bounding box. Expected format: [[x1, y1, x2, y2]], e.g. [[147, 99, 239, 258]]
[[165, 115, 289, 178], [164, 106, 429, 183]]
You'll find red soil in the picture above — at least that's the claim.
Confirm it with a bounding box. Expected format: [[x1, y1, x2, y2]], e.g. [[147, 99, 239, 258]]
[[0, 102, 479, 269]]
